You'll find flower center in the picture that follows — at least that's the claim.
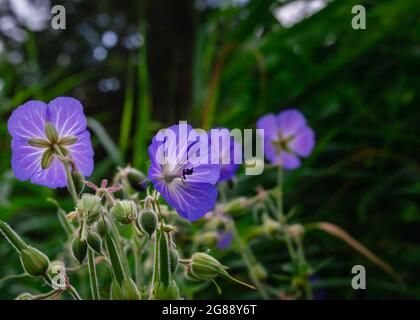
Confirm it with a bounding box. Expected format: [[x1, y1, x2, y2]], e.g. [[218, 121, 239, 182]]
[[28, 122, 78, 169], [272, 134, 294, 154], [163, 167, 194, 184]]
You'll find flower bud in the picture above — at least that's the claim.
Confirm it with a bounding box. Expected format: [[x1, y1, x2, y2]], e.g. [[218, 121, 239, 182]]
[[71, 233, 88, 264], [78, 194, 102, 224], [126, 168, 147, 192], [184, 265, 200, 281], [19, 246, 50, 277], [138, 208, 157, 237], [111, 200, 138, 224], [87, 231, 102, 254], [223, 197, 250, 217], [190, 252, 228, 280], [0, 220, 28, 251], [170, 249, 179, 273]]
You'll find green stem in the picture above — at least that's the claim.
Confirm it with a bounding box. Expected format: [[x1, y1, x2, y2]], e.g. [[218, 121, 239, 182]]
[[67, 285, 82, 300], [295, 236, 313, 300], [219, 183, 269, 299], [231, 221, 270, 299], [54, 145, 78, 204], [87, 248, 100, 300], [276, 166, 298, 268], [33, 288, 62, 300], [133, 235, 147, 290]]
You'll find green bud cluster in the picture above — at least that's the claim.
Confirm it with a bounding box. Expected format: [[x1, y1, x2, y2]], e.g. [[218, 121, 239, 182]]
[[77, 194, 102, 224]]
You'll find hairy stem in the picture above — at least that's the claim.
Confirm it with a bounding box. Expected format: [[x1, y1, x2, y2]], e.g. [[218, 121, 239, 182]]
[[87, 248, 100, 300]]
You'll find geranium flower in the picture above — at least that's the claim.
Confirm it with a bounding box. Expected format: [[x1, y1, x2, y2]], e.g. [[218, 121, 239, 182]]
[[7, 97, 94, 188], [148, 124, 220, 221], [208, 128, 240, 182], [257, 109, 315, 169]]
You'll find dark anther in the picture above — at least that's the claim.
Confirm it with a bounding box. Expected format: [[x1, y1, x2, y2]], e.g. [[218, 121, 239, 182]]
[[182, 167, 194, 181]]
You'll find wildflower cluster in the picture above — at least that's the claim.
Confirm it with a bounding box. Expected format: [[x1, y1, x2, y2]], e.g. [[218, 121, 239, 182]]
[[1, 97, 396, 300]]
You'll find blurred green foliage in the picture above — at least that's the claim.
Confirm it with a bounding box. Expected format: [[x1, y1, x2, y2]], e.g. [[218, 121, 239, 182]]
[[0, 0, 419, 299]]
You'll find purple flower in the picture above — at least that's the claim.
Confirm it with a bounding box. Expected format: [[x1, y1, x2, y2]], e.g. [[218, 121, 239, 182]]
[[208, 128, 240, 182], [148, 124, 220, 221], [257, 109, 315, 170], [7, 97, 94, 188], [217, 230, 233, 250]]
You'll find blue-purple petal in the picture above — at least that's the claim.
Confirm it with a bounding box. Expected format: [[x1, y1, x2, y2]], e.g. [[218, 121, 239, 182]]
[[67, 130, 94, 177], [276, 109, 307, 138], [46, 97, 87, 137], [11, 139, 44, 181], [288, 127, 315, 157], [8, 100, 48, 140], [256, 114, 278, 140]]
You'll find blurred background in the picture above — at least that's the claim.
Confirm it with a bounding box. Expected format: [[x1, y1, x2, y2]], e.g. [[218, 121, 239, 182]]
[[0, 0, 419, 299]]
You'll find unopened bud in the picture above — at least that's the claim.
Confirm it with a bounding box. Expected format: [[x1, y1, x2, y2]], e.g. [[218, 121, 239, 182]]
[[184, 265, 200, 281], [0, 220, 27, 251], [87, 231, 102, 254], [111, 200, 138, 224], [19, 246, 50, 277], [78, 194, 102, 224], [190, 252, 228, 280], [138, 208, 157, 237], [223, 197, 250, 216], [71, 233, 87, 264]]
